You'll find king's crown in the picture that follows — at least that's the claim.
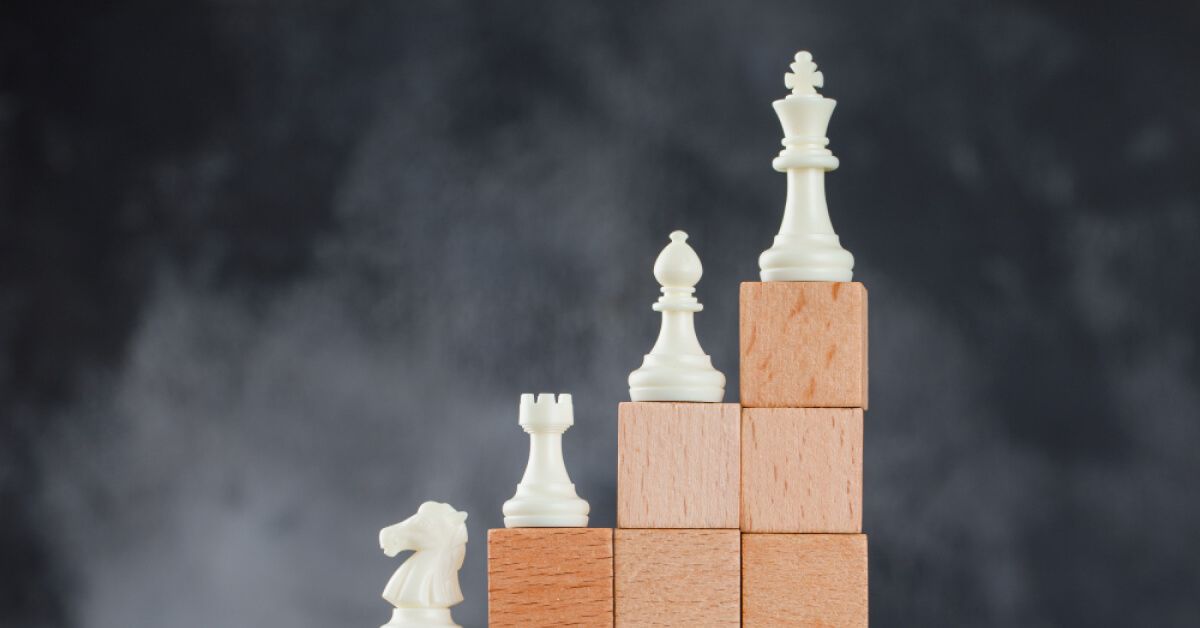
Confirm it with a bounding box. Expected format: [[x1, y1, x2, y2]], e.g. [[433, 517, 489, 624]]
[[784, 51, 824, 96]]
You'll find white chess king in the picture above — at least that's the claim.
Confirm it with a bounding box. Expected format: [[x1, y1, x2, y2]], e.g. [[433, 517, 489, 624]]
[[378, 501, 469, 628], [502, 393, 590, 527], [628, 231, 725, 402], [759, 51, 856, 282]]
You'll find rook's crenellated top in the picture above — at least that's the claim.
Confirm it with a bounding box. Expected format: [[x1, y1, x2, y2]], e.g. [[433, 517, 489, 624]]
[[519, 393, 574, 431]]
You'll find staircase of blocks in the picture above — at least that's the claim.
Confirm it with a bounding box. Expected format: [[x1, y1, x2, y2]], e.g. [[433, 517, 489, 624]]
[[485, 49, 865, 627], [486, 280, 868, 627]]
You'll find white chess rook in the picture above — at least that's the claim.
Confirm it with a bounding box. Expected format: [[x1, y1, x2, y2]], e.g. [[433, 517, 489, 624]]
[[628, 231, 725, 402], [759, 51, 855, 282], [503, 393, 590, 527]]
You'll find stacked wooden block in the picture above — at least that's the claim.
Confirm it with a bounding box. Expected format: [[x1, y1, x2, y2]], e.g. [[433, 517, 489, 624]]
[[616, 401, 742, 625], [487, 281, 868, 626], [488, 527, 615, 626], [739, 281, 868, 626]]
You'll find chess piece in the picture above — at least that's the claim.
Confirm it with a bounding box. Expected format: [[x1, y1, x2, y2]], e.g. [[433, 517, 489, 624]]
[[759, 51, 855, 282], [503, 393, 590, 527], [628, 231, 726, 402], [378, 501, 469, 628]]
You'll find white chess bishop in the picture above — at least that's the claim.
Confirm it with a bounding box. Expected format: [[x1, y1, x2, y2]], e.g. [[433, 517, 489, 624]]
[[378, 501, 469, 628], [502, 393, 590, 527], [759, 51, 856, 282], [628, 231, 726, 402]]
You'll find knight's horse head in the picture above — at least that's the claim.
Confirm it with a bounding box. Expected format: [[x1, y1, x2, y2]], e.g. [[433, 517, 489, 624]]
[[379, 501, 469, 557]]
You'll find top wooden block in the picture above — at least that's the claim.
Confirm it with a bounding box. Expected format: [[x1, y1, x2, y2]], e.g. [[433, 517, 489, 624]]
[[740, 282, 868, 408]]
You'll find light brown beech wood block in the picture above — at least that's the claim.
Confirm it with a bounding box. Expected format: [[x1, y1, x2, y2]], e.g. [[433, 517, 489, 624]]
[[741, 407, 863, 533], [742, 533, 868, 627], [740, 281, 868, 408], [614, 529, 740, 627], [618, 402, 740, 529], [488, 528, 614, 627]]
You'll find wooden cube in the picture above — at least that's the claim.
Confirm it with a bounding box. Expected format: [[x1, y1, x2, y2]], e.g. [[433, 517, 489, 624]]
[[740, 281, 868, 408], [614, 529, 740, 627], [488, 528, 614, 627], [618, 402, 740, 529], [741, 408, 862, 533], [742, 534, 868, 627]]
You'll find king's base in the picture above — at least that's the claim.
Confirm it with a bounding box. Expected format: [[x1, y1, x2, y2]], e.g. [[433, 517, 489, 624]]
[[382, 607, 458, 628], [758, 233, 854, 282]]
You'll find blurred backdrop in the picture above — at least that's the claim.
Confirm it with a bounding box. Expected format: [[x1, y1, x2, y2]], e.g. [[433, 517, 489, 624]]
[[2, 1, 1199, 626]]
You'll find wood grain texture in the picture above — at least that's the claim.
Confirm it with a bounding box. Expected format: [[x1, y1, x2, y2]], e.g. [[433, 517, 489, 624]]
[[488, 528, 614, 627], [740, 281, 868, 409], [617, 402, 740, 529], [741, 408, 863, 533], [742, 534, 868, 627], [614, 529, 740, 627]]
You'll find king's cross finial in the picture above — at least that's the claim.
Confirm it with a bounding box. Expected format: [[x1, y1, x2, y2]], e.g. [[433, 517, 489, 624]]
[[784, 51, 824, 95]]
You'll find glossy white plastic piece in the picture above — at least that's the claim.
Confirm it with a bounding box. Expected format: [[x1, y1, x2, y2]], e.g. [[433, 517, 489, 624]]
[[628, 231, 726, 402], [378, 501, 469, 628], [502, 393, 590, 527], [759, 51, 855, 282]]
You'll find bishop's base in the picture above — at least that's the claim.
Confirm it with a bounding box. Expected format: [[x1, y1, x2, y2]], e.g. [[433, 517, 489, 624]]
[[628, 354, 726, 403], [382, 607, 458, 628]]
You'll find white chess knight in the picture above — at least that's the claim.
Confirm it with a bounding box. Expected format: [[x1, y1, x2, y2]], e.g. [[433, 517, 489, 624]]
[[502, 393, 590, 527], [759, 51, 856, 282], [628, 231, 726, 402], [378, 501, 469, 628]]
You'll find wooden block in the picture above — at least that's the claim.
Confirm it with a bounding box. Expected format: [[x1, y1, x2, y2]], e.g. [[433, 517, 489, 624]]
[[488, 528, 614, 627], [740, 281, 868, 408], [742, 534, 868, 627], [614, 529, 740, 627], [618, 402, 740, 528], [741, 408, 862, 533]]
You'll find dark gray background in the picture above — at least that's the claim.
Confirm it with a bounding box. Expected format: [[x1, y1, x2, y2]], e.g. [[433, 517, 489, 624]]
[[3, 1, 1198, 626]]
